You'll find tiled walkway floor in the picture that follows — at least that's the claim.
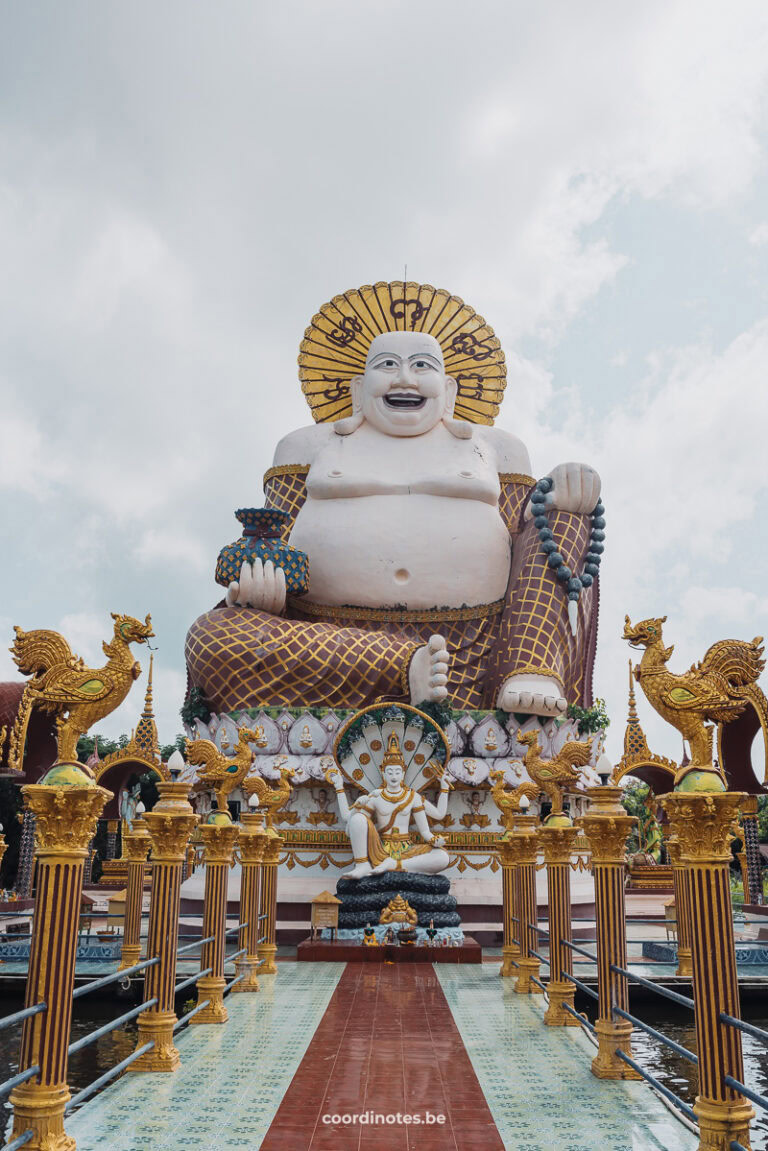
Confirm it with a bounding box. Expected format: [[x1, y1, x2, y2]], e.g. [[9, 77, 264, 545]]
[[437, 965, 698, 1151], [62, 962, 700, 1151], [65, 963, 342, 1151], [261, 963, 503, 1150]]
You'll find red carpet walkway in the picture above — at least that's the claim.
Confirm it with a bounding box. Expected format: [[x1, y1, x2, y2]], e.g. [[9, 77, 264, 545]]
[[260, 962, 504, 1151]]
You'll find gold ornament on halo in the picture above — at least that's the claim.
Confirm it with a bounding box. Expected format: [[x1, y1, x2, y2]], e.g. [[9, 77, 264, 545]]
[[299, 281, 506, 426], [8, 612, 154, 772]]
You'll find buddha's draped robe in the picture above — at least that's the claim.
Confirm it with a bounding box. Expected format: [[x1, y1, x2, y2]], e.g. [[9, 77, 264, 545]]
[[185, 466, 599, 712]]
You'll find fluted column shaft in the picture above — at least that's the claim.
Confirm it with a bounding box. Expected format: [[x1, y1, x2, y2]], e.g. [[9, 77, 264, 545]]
[[191, 821, 239, 1024], [130, 781, 196, 1073], [540, 825, 579, 1026], [499, 834, 520, 978], [667, 837, 693, 979], [577, 787, 640, 1080], [741, 799, 761, 906], [118, 819, 151, 972], [662, 792, 754, 1151], [257, 826, 283, 975], [233, 811, 267, 992], [10, 782, 109, 1151], [511, 816, 542, 995]]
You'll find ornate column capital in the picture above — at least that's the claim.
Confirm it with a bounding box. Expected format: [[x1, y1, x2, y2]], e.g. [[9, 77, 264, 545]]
[[539, 824, 578, 865], [198, 821, 240, 864], [660, 792, 745, 863], [21, 784, 111, 856], [143, 779, 196, 861], [577, 813, 635, 863], [122, 825, 151, 862], [239, 812, 268, 863]]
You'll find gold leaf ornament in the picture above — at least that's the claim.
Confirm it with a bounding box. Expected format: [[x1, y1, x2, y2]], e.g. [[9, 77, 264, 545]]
[[298, 282, 506, 426]]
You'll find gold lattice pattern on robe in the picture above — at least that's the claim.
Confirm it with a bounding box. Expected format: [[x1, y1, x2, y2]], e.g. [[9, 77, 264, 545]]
[[298, 282, 506, 426]]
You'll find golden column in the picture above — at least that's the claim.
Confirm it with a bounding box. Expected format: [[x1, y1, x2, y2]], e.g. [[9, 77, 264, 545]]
[[190, 811, 239, 1024], [0, 830, 5, 967], [499, 831, 520, 978], [661, 791, 754, 1151], [511, 804, 543, 995], [540, 824, 580, 1026], [130, 772, 197, 1073], [232, 807, 267, 992], [257, 822, 283, 975], [666, 836, 693, 979], [117, 815, 151, 972], [10, 765, 110, 1151], [577, 785, 641, 1080]]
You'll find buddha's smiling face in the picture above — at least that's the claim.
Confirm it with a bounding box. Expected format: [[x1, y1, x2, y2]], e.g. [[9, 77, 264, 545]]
[[353, 332, 456, 437]]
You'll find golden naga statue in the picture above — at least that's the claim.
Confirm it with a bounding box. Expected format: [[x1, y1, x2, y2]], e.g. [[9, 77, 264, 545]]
[[516, 729, 593, 824], [8, 613, 154, 771], [623, 615, 765, 791], [242, 767, 294, 827], [379, 894, 418, 926], [186, 726, 261, 814], [488, 770, 539, 831]]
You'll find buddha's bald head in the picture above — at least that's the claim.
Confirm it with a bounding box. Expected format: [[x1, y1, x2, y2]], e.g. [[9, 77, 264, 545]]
[[344, 331, 458, 438]]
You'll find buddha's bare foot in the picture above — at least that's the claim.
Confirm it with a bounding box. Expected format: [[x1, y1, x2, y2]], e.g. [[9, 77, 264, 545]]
[[345, 862, 373, 879], [497, 674, 567, 717], [409, 634, 450, 704], [372, 857, 397, 875]]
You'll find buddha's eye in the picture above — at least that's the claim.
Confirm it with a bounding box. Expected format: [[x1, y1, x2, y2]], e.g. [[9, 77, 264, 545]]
[[381, 359, 397, 368]]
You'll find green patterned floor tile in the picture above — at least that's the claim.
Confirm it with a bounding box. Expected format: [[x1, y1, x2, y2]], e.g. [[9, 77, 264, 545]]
[[65, 963, 342, 1151], [437, 964, 698, 1151]]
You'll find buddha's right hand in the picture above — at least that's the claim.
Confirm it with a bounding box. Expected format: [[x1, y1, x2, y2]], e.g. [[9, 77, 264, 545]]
[[226, 559, 287, 614]]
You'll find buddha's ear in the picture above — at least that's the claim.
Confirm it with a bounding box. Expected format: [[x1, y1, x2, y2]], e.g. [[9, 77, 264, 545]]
[[334, 375, 365, 436], [442, 375, 471, 440]]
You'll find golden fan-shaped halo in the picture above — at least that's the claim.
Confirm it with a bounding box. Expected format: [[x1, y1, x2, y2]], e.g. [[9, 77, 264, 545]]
[[298, 281, 506, 425]]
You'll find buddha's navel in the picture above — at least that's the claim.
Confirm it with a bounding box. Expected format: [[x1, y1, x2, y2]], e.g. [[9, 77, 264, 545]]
[[328, 469, 343, 478], [394, 569, 410, 585], [460, 470, 473, 479]]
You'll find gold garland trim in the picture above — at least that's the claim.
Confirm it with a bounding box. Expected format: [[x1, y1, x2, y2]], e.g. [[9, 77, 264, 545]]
[[286, 597, 505, 624], [503, 662, 564, 683], [263, 464, 310, 486], [498, 473, 536, 488]]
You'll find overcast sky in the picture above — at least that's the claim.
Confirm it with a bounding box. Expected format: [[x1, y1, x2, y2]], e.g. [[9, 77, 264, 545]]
[[2, 1, 768, 774]]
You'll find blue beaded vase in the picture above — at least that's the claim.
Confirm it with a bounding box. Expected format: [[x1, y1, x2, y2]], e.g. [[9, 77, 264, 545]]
[[215, 508, 309, 594]]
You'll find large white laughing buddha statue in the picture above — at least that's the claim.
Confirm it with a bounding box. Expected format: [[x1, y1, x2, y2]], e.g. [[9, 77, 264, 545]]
[[186, 282, 603, 718]]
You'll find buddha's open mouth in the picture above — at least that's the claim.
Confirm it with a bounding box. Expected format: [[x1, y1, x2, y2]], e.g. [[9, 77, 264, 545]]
[[384, 393, 427, 410]]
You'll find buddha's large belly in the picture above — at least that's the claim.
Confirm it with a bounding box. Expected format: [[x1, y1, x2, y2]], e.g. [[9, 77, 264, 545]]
[[290, 494, 511, 609]]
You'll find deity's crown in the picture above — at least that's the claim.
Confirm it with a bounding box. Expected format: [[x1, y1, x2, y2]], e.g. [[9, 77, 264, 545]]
[[381, 732, 405, 772]]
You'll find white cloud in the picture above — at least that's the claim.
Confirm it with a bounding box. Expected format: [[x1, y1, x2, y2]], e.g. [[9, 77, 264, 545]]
[[2, 0, 768, 758], [134, 528, 208, 573], [749, 222, 768, 246]]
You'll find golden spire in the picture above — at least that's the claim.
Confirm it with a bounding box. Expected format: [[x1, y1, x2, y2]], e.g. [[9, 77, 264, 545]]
[[613, 659, 676, 784], [134, 654, 160, 760]]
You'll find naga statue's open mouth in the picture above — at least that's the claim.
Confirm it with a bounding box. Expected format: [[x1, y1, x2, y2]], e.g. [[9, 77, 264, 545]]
[[383, 393, 427, 410]]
